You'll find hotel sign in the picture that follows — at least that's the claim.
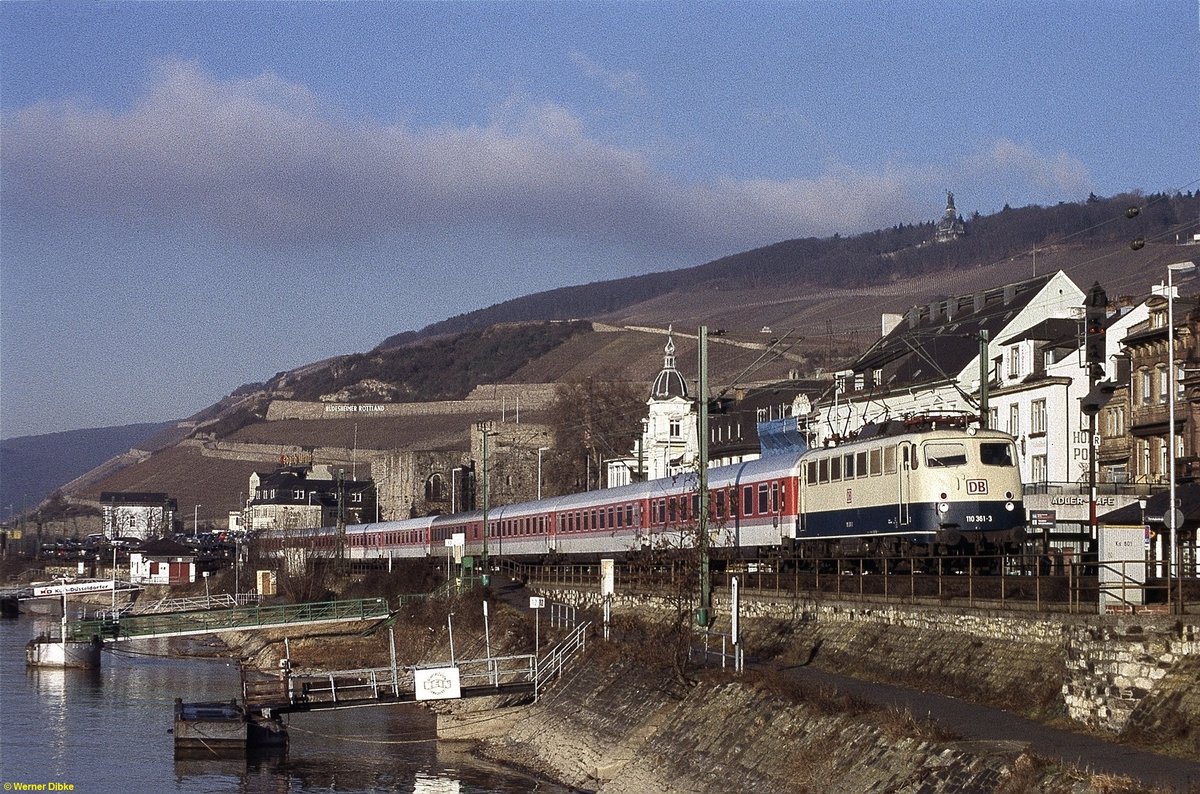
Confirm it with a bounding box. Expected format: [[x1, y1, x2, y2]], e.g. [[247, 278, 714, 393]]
[[324, 404, 387, 414], [1023, 493, 1138, 522]]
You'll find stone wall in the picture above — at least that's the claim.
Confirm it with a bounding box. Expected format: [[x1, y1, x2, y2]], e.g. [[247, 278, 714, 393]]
[[265, 384, 560, 422], [1064, 620, 1200, 738]]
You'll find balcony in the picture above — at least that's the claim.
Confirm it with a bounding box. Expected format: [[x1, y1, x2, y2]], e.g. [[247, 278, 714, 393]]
[[1023, 481, 1165, 498]]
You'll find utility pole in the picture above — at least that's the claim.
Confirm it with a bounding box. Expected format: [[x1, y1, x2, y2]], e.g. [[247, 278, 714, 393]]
[[1084, 283, 1107, 553], [336, 469, 347, 570], [477, 421, 492, 586], [978, 330, 990, 428], [697, 325, 711, 627]]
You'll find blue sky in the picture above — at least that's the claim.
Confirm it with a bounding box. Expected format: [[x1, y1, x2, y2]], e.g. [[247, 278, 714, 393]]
[[2, 1, 1197, 439]]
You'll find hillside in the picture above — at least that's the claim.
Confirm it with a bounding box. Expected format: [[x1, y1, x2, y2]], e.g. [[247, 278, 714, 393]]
[[393, 191, 1199, 344], [0, 421, 178, 514], [12, 190, 1200, 524]]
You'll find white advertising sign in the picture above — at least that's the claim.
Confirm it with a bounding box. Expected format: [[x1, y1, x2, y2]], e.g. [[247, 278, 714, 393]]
[[31, 580, 116, 598], [1097, 524, 1146, 612], [600, 559, 615, 596], [414, 666, 462, 701]]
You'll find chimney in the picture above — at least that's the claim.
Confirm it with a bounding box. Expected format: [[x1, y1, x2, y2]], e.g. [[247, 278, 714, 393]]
[[928, 301, 942, 324], [1003, 284, 1017, 305]]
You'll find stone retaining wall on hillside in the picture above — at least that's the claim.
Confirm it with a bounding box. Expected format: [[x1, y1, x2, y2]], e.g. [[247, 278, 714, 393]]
[[187, 438, 367, 466], [536, 584, 1200, 737], [265, 384, 559, 421]]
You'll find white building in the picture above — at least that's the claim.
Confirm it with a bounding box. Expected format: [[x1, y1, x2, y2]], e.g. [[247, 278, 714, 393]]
[[100, 491, 177, 541], [816, 271, 1086, 445], [988, 297, 1148, 485], [607, 328, 699, 487]]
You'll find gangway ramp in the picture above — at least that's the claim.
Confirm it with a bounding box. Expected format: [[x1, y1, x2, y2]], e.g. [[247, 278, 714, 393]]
[[242, 620, 593, 716], [67, 597, 392, 643]]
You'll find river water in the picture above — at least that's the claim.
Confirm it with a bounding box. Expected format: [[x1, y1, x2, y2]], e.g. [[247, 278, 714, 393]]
[[0, 614, 568, 793]]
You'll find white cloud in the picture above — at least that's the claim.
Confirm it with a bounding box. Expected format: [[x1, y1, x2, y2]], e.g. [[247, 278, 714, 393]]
[[0, 62, 1094, 262], [965, 138, 1093, 200], [569, 52, 649, 100]]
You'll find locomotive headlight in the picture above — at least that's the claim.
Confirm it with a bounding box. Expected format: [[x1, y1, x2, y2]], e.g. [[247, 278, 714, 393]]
[[938, 502, 950, 514], [1005, 501, 1014, 511], [1005, 491, 1014, 500]]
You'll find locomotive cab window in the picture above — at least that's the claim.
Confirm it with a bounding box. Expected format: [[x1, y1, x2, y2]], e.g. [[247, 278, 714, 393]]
[[924, 442, 968, 467], [980, 442, 1016, 467]]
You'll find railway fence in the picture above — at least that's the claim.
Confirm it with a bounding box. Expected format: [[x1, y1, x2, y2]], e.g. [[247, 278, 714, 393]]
[[520, 554, 1198, 615]]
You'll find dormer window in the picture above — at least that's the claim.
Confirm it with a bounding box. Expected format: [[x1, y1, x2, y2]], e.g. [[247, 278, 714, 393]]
[[1006, 347, 1020, 379]]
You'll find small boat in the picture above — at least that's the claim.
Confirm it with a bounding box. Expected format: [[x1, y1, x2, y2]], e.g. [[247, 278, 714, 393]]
[[24, 582, 104, 669], [25, 633, 102, 668]]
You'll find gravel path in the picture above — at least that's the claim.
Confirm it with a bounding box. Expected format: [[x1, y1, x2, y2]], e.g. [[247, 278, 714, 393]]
[[778, 663, 1200, 792]]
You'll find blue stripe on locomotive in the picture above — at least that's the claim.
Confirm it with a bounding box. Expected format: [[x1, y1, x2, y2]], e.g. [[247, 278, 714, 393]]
[[799, 500, 1022, 540]]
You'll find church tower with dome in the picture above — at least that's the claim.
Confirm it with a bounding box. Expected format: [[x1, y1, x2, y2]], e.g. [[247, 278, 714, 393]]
[[606, 327, 700, 486]]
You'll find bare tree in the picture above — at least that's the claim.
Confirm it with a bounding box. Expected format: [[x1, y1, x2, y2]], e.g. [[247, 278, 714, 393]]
[[620, 478, 734, 689], [545, 378, 644, 495]]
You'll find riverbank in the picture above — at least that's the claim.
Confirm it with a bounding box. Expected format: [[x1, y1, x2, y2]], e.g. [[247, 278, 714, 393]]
[[206, 583, 1197, 792], [434, 617, 1186, 793]]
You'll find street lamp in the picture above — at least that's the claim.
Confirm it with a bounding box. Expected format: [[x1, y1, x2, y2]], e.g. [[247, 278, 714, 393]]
[[1166, 260, 1196, 610], [537, 446, 549, 500]]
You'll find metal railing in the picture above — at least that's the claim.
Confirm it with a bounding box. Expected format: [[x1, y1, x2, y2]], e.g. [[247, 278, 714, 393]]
[[292, 665, 409, 703], [534, 620, 590, 699], [68, 597, 392, 641], [1023, 480, 1165, 497], [521, 555, 1196, 615], [691, 629, 743, 672], [128, 592, 263, 615], [282, 650, 542, 709]]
